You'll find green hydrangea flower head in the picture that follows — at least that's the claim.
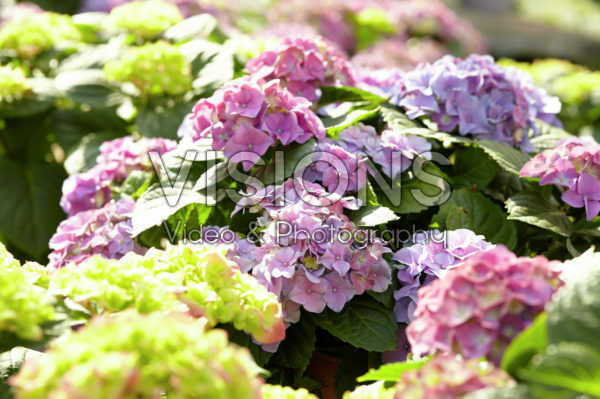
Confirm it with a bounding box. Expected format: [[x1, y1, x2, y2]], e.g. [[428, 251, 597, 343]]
[[107, 0, 183, 39], [0, 243, 54, 341], [103, 41, 192, 97], [49, 244, 285, 344], [0, 13, 81, 58], [0, 65, 31, 103], [261, 385, 318, 399], [11, 310, 264, 399]]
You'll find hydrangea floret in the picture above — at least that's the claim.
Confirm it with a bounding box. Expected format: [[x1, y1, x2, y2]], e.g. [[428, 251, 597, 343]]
[[104, 41, 192, 97], [234, 178, 392, 322], [106, 0, 183, 39], [49, 244, 285, 344], [181, 76, 325, 171], [0, 243, 54, 341], [520, 136, 600, 220], [337, 123, 431, 179], [0, 65, 31, 103], [60, 136, 176, 216], [392, 229, 493, 323], [390, 54, 562, 150], [245, 35, 356, 103], [0, 12, 81, 58], [407, 245, 563, 364], [10, 311, 264, 399], [392, 354, 515, 398], [48, 197, 144, 270]]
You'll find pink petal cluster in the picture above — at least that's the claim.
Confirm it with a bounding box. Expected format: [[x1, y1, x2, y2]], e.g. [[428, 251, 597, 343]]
[[337, 123, 432, 179], [234, 178, 392, 322], [245, 35, 355, 103], [48, 197, 146, 270], [181, 76, 325, 171], [60, 136, 176, 216], [393, 229, 493, 324], [393, 353, 514, 398], [407, 245, 563, 364], [520, 136, 600, 220]]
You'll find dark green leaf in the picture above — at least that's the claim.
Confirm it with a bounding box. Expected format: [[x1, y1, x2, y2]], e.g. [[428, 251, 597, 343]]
[[55, 69, 125, 108], [0, 160, 66, 260], [452, 147, 497, 190], [252, 139, 316, 186], [135, 99, 193, 139], [311, 295, 397, 352], [432, 189, 518, 249], [477, 140, 530, 175], [182, 40, 234, 96], [271, 316, 316, 373], [63, 131, 122, 175], [0, 347, 42, 383], [506, 192, 573, 237], [334, 350, 369, 398]]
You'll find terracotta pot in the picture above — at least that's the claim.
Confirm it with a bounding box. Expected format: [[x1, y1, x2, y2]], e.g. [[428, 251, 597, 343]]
[[306, 351, 343, 399]]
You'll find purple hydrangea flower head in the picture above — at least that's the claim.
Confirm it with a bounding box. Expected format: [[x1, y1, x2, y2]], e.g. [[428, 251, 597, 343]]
[[48, 197, 145, 270], [60, 136, 176, 217], [181, 76, 325, 171], [390, 54, 562, 150], [407, 245, 563, 365], [245, 35, 355, 103], [521, 136, 600, 220], [234, 178, 392, 320]]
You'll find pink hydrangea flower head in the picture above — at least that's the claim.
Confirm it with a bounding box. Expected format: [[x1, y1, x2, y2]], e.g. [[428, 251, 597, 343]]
[[521, 136, 600, 220], [59, 137, 176, 216], [48, 197, 146, 270], [393, 353, 514, 398], [181, 76, 325, 171], [407, 245, 563, 364], [245, 35, 355, 103]]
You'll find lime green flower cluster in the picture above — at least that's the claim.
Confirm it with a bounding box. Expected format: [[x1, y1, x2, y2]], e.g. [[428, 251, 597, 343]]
[[11, 310, 264, 399], [261, 385, 318, 399], [107, 1, 183, 39], [0, 13, 82, 58], [0, 243, 54, 341], [343, 382, 394, 399], [500, 58, 600, 134], [50, 244, 285, 344], [0, 66, 31, 103], [104, 41, 192, 97]]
